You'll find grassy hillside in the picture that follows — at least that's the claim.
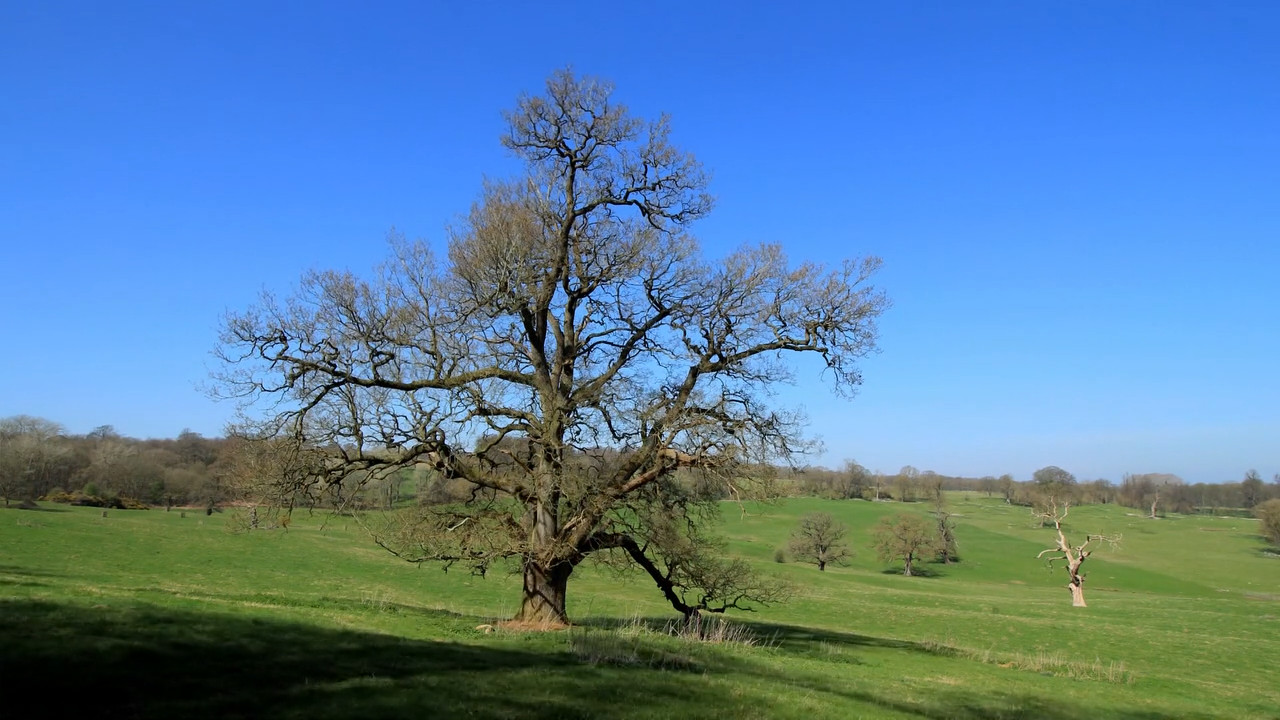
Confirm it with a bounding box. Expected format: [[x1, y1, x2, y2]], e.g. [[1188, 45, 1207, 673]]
[[1, 495, 1276, 719]]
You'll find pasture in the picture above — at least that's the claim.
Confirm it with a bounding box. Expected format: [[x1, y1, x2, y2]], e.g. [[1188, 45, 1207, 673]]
[[1, 495, 1276, 719]]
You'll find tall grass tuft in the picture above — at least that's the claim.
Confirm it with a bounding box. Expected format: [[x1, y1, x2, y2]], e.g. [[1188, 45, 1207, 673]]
[[566, 614, 768, 670]]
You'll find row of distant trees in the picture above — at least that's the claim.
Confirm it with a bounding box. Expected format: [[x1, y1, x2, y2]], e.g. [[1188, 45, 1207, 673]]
[[0, 415, 230, 509], [785, 460, 1280, 514], [3, 415, 1275, 518]]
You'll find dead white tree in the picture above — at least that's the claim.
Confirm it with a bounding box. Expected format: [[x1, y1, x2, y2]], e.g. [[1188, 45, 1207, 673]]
[[1034, 499, 1120, 607]]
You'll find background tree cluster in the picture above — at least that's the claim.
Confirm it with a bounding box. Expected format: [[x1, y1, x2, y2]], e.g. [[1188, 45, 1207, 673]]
[[6, 414, 1274, 526], [0, 416, 229, 509], [786, 462, 1016, 503]]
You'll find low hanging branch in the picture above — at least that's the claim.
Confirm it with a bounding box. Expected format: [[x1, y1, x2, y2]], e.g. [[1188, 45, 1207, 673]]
[[1034, 499, 1121, 607], [602, 530, 791, 626]]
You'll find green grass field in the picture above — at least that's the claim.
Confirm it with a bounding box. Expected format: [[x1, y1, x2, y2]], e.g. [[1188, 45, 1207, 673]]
[[2, 495, 1277, 719]]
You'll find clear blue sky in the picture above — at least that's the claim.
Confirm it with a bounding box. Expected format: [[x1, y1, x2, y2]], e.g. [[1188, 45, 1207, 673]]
[[2, 2, 1276, 483]]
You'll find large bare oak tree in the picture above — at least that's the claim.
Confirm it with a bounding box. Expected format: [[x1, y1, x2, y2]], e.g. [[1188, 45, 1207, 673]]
[[215, 70, 888, 625]]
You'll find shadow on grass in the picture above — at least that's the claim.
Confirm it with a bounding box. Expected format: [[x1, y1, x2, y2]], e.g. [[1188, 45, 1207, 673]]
[[726, 621, 1211, 720], [767, 683, 1213, 720], [3, 503, 69, 512], [573, 615, 1210, 719], [1, 598, 739, 720], [1, 600, 1212, 720], [1254, 538, 1280, 559], [0, 565, 59, 588], [0, 564, 62, 577], [0, 578, 50, 589], [575, 614, 953, 656], [878, 566, 947, 578]]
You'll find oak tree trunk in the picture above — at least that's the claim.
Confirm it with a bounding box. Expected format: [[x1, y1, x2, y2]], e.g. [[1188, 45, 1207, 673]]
[[515, 558, 572, 626]]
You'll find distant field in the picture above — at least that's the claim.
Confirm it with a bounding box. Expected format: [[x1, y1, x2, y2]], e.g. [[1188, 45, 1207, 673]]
[[2, 494, 1277, 719]]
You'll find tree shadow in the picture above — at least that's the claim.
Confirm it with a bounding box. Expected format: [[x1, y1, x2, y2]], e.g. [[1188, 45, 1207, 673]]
[[0, 578, 49, 588], [758, 681, 1213, 720], [0, 564, 62, 577], [0, 600, 1221, 720], [575, 615, 972, 657], [0, 599, 769, 720], [2, 503, 69, 512], [0, 565, 59, 589], [572, 615, 1209, 719], [878, 566, 947, 578]]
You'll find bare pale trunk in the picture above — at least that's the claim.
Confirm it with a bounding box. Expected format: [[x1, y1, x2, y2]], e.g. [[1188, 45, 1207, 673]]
[[1037, 501, 1116, 607], [1068, 558, 1087, 607], [1069, 581, 1087, 607]]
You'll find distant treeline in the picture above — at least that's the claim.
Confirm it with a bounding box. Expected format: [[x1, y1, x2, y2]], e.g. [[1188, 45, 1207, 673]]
[[2, 415, 1275, 516], [773, 462, 1278, 515], [0, 416, 230, 509]]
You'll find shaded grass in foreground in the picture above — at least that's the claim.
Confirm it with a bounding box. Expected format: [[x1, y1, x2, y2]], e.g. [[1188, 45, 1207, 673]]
[[1, 598, 1212, 720]]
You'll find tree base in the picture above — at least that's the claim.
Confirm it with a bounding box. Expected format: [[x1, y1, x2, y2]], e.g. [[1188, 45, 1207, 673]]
[[1069, 582, 1087, 607], [498, 618, 571, 632], [514, 560, 571, 627]]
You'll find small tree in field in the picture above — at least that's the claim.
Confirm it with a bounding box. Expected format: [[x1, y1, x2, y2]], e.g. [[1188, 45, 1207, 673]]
[[1241, 470, 1265, 509], [1255, 499, 1280, 546], [893, 465, 918, 502], [872, 513, 939, 576], [998, 474, 1016, 504], [1034, 499, 1120, 607], [788, 512, 852, 571], [932, 496, 958, 564]]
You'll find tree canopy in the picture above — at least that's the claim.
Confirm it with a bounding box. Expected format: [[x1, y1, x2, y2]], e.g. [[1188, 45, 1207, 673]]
[[872, 513, 939, 576], [789, 512, 852, 571], [215, 69, 888, 625]]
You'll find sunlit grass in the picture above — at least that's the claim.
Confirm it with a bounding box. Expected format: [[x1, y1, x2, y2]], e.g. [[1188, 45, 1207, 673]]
[[1, 495, 1276, 718]]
